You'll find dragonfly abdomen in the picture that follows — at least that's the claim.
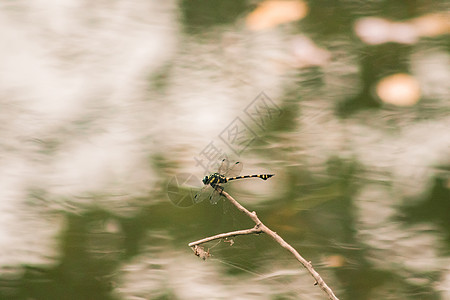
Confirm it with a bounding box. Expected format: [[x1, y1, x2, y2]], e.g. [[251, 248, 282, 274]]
[[226, 174, 274, 181]]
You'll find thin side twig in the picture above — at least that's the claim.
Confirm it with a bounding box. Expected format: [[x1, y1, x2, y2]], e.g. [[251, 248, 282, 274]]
[[189, 226, 262, 247]]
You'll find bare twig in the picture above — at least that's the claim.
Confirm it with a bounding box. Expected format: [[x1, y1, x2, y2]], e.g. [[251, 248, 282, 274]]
[[189, 226, 262, 247], [189, 190, 339, 300]]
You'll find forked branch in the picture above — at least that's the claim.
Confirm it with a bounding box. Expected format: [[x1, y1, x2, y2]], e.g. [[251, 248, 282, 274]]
[[189, 190, 339, 300]]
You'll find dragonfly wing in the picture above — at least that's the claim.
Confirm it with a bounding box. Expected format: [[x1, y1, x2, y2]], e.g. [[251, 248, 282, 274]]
[[217, 159, 243, 178], [194, 185, 213, 203], [217, 158, 229, 175], [209, 189, 222, 204], [224, 160, 243, 178], [197, 159, 243, 205]]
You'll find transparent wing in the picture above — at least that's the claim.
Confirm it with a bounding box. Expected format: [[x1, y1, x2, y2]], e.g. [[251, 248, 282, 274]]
[[210, 159, 242, 204], [217, 159, 227, 175], [218, 159, 243, 178], [196, 159, 243, 205], [224, 161, 243, 178], [194, 185, 214, 203], [209, 189, 222, 204], [194, 182, 224, 205]]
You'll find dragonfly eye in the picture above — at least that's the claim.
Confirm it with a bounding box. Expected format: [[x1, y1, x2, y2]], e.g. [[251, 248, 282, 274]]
[[202, 176, 209, 185]]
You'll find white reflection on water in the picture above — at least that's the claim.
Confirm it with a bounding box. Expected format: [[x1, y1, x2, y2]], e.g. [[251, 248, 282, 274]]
[[115, 250, 329, 300], [0, 0, 177, 275], [295, 100, 449, 197], [356, 186, 443, 272], [0, 1, 298, 297], [0, 165, 62, 267]]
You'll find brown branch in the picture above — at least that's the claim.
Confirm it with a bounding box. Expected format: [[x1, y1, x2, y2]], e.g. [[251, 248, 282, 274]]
[[188, 226, 262, 247], [189, 190, 339, 300]]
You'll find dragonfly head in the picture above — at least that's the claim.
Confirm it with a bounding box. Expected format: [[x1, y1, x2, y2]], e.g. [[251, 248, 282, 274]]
[[202, 175, 210, 185]]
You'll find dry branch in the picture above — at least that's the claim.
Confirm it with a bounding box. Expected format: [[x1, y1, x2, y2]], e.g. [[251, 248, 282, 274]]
[[189, 190, 339, 300], [189, 226, 262, 247]]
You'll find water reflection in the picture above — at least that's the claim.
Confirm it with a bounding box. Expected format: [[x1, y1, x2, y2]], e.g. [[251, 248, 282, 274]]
[[1, 1, 449, 299]]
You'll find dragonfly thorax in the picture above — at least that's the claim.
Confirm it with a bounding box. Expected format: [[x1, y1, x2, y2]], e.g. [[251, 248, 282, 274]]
[[202, 173, 227, 186]]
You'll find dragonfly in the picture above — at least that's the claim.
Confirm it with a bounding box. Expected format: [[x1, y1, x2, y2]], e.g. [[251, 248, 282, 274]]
[[194, 159, 275, 204]]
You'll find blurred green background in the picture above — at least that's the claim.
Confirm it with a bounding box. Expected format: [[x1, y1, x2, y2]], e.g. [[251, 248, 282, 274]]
[[0, 1, 448, 299]]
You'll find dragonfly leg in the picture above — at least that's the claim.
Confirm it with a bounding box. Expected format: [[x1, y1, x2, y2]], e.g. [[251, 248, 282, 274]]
[[216, 185, 224, 195]]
